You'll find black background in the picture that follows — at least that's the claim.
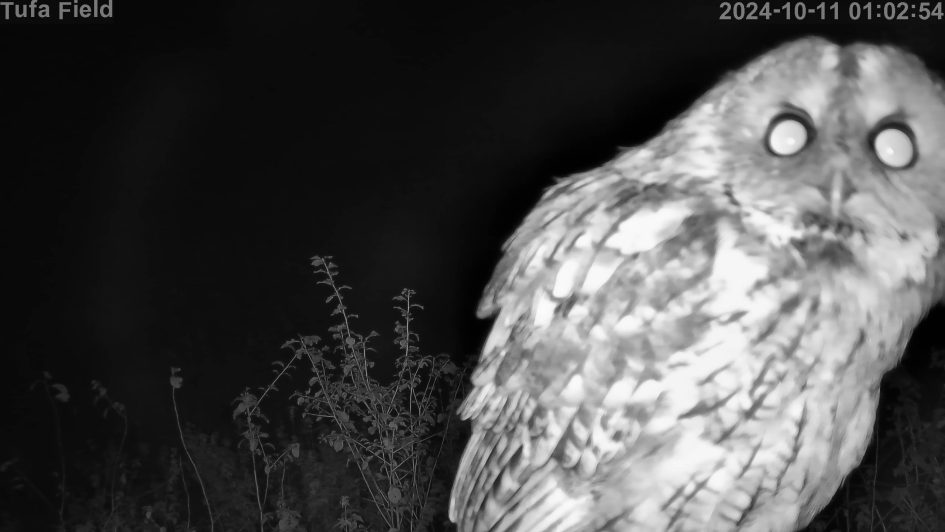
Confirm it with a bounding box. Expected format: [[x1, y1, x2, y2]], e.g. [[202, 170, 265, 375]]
[[3, 0, 944, 482]]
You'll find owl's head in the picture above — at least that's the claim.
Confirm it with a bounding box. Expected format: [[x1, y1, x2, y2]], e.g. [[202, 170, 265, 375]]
[[683, 37, 945, 252]]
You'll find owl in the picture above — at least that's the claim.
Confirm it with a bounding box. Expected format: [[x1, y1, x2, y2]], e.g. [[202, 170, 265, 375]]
[[449, 37, 945, 532]]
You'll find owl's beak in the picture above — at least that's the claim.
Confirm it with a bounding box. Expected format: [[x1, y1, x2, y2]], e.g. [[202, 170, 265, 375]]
[[828, 170, 848, 221]]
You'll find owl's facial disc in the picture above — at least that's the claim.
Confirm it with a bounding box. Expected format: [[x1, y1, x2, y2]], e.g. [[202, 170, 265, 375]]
[[698, 37, 944, 248], [737, 42, 942, 242], [761, 109, 920, 234]]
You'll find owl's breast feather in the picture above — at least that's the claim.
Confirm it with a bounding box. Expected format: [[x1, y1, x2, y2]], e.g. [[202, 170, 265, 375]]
[[455, 168, 942, 532]]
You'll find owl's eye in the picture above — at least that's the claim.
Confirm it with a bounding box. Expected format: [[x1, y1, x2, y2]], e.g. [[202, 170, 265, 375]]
[[871, 123, 916, 169], [765, 113, 812, 157]]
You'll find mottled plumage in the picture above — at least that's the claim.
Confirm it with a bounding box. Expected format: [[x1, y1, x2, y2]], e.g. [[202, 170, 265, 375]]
[[450, 38, 945, 532]]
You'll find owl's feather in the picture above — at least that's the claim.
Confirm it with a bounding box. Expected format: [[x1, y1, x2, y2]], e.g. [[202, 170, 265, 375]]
[[451, 37, 945, 532]]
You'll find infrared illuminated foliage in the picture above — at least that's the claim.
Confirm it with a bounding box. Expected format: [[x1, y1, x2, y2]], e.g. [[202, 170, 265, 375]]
[[285, 256, 467, 532]]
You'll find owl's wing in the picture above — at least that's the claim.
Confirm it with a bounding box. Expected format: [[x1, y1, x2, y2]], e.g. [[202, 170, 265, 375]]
[[449, 163, 812, 531]]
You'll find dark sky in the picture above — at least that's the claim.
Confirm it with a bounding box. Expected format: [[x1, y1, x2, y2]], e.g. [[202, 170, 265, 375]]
[[5, 1, 945, 440]]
